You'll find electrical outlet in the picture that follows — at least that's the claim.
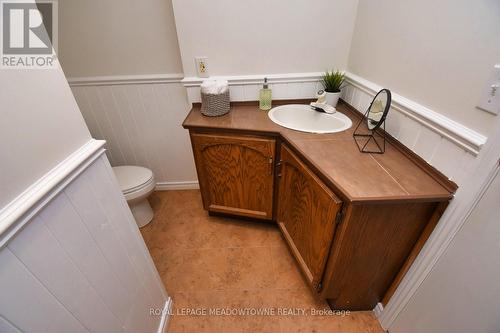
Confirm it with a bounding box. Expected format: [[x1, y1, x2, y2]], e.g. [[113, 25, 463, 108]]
[[195, 57, 208, 78], [477, 64, 500, 115]]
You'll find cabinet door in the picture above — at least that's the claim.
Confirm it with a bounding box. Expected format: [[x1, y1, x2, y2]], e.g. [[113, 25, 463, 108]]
[[191, 133, 275, 220], [277, 144, 342, 290]]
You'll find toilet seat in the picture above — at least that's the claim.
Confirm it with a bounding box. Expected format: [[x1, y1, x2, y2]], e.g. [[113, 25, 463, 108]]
[[113, 166, 153, 192], [112, 165, 156, 228], [123, 176, 155, 202], [113, 166, 155, 202]]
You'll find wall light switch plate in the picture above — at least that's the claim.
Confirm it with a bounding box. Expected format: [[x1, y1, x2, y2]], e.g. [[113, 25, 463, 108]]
[[195, 57, 209, 78], [476, 64, 500, 115]]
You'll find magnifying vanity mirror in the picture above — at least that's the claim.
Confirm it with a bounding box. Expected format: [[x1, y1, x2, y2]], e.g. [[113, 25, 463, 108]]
[[353, 89, 392, 154]]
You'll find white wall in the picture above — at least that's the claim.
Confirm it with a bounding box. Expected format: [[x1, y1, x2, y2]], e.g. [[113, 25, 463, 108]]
[[0, 155, 168, 333], [58, 0, 198, 185], [71, 81, 198, 188], [58, 0, 183, 77], [346, 3, 500, 327], [348, 0, 500, 137], [390, 170, 500, 333], [0, 68, 91, 209], [59, 0, 496, 188], [172, 0, 359, 77], [1, 12, 169, 330]]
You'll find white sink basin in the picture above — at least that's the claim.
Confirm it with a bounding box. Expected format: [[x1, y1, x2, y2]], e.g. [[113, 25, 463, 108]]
[[268, 104, 352, 134]]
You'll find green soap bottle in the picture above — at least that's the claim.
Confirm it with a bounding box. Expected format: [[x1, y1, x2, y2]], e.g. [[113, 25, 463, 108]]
[[259, 77, 272, 110]]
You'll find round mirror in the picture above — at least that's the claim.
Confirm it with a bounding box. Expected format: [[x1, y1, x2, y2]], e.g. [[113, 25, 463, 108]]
[[367, 89, 391, 130]]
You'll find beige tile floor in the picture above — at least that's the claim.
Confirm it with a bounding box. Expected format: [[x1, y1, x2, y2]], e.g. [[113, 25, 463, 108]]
[[141, 190, 385, 333]]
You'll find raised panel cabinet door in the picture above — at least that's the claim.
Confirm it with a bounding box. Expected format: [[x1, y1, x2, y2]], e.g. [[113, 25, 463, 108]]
[[277, 144, 342, 290], [191, 133, 276, 220]]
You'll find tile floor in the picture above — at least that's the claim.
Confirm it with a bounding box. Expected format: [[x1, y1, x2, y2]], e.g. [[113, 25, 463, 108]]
[[141, 190, 385, 333]]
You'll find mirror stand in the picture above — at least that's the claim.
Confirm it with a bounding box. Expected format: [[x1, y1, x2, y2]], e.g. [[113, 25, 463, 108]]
[[353, 109, 386, 154], [352, 88, 391, 154]]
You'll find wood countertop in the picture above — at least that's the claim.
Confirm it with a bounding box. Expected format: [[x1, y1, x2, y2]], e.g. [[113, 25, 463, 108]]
[[183, 100, 456, 203]]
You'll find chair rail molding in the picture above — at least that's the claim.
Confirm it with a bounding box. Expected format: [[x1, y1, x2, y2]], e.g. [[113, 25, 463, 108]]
[[181, 72, 324, 87], [0, 140, 169, 332], [68, 71, 486, 186], [343, 72, 487, 156], [0, 139, 106, 248], [68, 72, 486, 157], [67, 73, 185, 87], [181, 71, 486, 156]]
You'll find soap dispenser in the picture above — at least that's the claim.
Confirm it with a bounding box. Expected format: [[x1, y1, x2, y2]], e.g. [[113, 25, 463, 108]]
[[259, 77, 272, 110]]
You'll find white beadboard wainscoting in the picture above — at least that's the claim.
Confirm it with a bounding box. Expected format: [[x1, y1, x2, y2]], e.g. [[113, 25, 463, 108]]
[[0, 139, 170, 333], [70, 72, 487, 189], [68, 75, 199, 190], [340, 73, 496, 330], [182, 72, 323, 104], [341, 73, 487, 186], [183, 72, 487, 186]]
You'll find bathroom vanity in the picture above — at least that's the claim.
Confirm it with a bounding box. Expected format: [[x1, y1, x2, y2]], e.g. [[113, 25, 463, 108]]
[[182, 100, 456, 310]]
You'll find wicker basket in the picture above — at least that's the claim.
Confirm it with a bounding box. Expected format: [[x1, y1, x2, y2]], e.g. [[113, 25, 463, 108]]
[[201, 90, 230, 117]]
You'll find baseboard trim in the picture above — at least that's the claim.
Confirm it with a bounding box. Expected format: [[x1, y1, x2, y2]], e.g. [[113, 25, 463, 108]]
[[155, 181, 199, 191], [0, 139, 106, 248], [373, 302, 384, 318], [67, 73, 184, 87], [157, 298, 173, 333]]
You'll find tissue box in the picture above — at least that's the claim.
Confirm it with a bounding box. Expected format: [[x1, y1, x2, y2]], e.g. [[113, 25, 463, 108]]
[[201, 90, 230, 117]]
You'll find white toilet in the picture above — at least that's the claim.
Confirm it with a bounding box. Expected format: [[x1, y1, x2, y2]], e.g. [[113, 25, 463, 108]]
[[113, 166, 155, 228]]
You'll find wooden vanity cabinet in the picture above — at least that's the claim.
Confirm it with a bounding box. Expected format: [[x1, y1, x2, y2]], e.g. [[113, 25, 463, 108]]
[[277, 144, 342, 291], [190, 133, 276, 220], [276, 144, 443, 310], [320, 201, 440, 310], [184, 102, 455, 310]]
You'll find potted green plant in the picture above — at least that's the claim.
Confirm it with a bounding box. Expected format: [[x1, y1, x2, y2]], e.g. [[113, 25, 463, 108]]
[[321, 69, 345, 107]]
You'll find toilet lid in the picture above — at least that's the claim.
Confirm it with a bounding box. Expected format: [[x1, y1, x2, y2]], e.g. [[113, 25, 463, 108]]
[[113, 166, 154, 194]]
